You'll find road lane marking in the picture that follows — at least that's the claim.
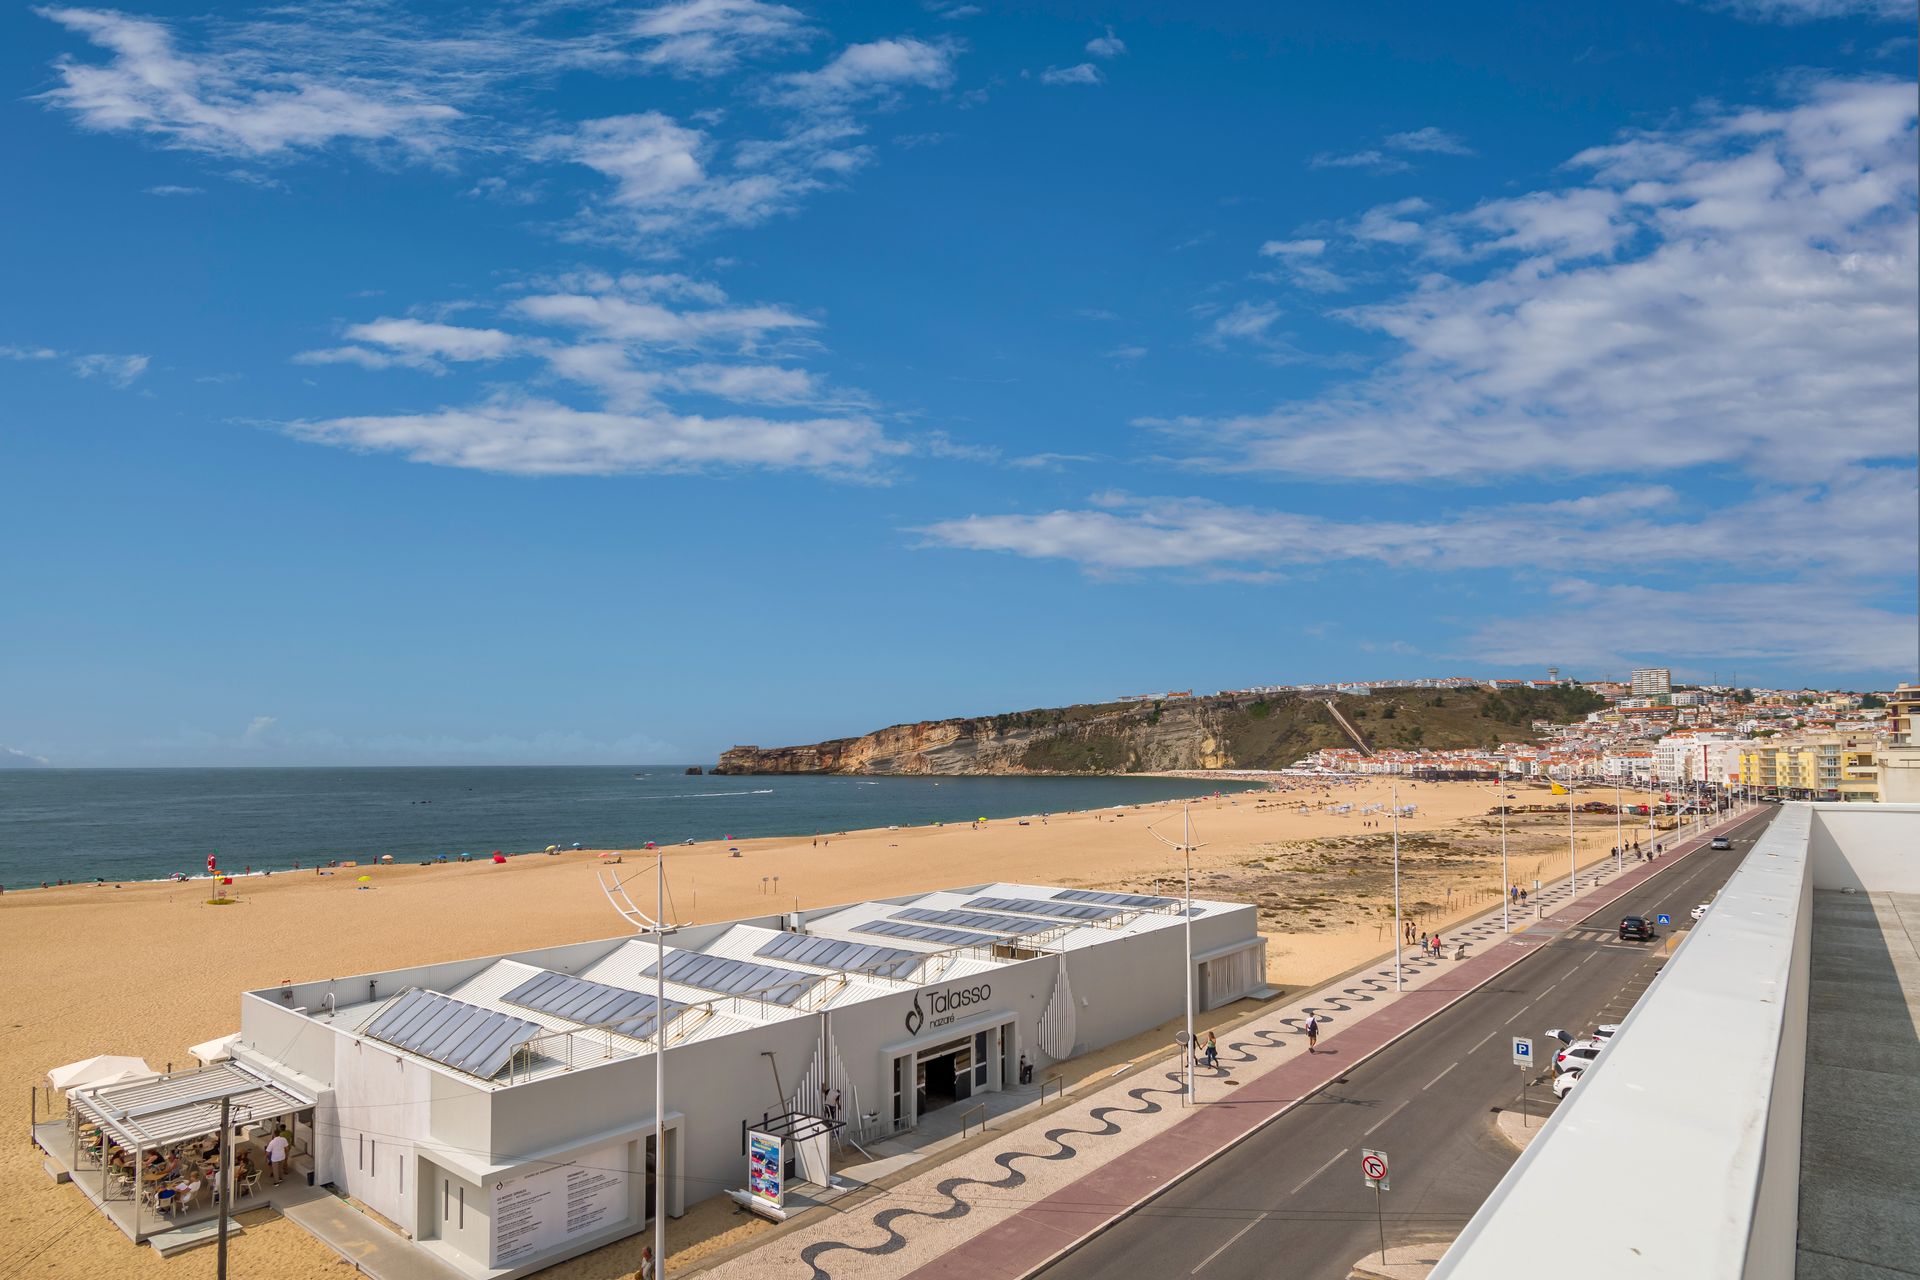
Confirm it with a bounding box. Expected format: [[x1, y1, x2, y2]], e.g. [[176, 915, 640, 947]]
[[1191, 1212, 1269, 1274], [1505, 1000, 1538, 1025], [1538, 982, 1559, 999], [1289, 1148, 1348, 1196], [1422, 1062, 1458, 1091], [1364, 1099, 1410, 1136], [1470, 1028, 1499, 1053]]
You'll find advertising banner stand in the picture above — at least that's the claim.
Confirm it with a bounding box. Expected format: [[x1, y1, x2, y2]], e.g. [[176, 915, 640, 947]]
[[746, 1130, 784, 1218]]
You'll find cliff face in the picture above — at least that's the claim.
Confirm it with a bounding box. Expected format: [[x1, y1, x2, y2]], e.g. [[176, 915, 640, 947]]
[[711, 684, 1609, 776], [716, 693, 1297, 776]]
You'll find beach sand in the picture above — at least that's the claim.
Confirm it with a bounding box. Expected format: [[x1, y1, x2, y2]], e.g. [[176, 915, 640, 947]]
[[0, 778, 1659, 1277]]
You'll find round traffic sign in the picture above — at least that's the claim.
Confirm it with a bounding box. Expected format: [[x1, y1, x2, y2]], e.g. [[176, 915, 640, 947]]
[[1361, 1154, 1387, 1181]]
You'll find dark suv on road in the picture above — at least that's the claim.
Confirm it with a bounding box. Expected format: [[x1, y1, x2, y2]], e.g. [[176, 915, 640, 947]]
[[1619, 915, 1655, 941]]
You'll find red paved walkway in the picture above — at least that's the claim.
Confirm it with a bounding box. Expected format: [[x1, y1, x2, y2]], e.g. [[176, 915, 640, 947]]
[[906, 812, 1756, 1280]]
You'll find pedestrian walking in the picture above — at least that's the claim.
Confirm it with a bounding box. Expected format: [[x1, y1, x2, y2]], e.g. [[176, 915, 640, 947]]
[[1305, 1014, 1319, 1052], [637, 1244, 655, 1280], [266, 1130, 290, 1185], [1204, 1031, 1218, 1070]]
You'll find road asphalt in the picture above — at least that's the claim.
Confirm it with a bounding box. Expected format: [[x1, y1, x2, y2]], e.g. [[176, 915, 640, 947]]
[[1034, 806, 1780, 1280]]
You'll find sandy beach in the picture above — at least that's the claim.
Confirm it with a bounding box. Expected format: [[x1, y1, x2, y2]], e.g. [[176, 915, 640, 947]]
[[0, 777, 1659, 1277]]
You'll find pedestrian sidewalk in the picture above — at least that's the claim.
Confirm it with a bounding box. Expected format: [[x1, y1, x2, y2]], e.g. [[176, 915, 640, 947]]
[[699, 807, 1759, 1280]]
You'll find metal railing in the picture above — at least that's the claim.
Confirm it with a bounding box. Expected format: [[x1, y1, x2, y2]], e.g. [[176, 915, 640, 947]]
[[959, 1103, 988, 1139], [1040, 1074, 1065, 1105]]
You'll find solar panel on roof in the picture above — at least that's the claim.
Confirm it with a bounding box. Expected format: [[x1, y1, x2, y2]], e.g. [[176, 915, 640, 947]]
[[895, 906, 1055, 934], [756, 932, 923, 979], [1054, 889, 1174, 908], [641, 951, 819, 1005], [965, 895, 1121, 921], [502, 971, 686, 1040], [363, 988, 543, 1080], [854, 920, 1003, 948]]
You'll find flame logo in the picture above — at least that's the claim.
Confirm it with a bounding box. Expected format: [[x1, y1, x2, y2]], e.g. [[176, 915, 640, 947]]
[[904, 992, 924, 1036]]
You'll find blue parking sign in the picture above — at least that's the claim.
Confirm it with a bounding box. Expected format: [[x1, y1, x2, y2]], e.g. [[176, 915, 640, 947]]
[[1656, 913, 1671, 925]]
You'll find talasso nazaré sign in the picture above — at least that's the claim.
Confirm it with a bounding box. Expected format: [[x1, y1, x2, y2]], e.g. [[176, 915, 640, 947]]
[[904, 983, 992, 1036]]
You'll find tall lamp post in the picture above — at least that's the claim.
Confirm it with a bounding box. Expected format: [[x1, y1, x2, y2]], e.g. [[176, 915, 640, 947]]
[[1390, 780, 1404, 991], [654, 851, 667, 1280]]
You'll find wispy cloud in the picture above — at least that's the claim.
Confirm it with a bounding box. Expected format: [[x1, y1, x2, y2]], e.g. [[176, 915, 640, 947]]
[[1382, 126, 1474, 155], [288, 273, 900, 476], [1311, 125, 1474, 173], [35, 6, 462, 157], [70, 352, 150, 386], [1085, 27, 1126, 58], [144, 183, 204, 196], [1040, 63, 1104, 86], [1695, 0, 1915, 21], [629, 0, 815, 76], [1201, 79, 1919, 485]]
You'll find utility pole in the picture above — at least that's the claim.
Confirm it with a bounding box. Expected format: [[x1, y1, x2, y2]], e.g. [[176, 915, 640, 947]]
[[1564, 770, 1577, 897], [1614, 782, 1624, 875]]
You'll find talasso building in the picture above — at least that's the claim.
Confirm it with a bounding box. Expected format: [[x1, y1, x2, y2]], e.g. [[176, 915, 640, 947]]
[[230, 882, 1262, 1277]]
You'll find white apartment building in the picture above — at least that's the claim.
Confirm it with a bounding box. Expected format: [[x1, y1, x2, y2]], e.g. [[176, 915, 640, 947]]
[[1631, 668, 1674, 697]]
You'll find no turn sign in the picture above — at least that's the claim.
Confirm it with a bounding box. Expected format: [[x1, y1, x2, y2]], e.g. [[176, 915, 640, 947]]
[[1361, 1149, 1389, 1189]]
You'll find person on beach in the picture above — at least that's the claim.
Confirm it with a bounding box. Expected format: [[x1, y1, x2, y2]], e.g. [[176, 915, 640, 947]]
[[266, 1131, 289, 1184], [1305, 1015, 1319, 1052]]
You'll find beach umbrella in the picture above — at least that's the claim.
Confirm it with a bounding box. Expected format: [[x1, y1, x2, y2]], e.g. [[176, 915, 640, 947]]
[[492, 853, 507, 864]]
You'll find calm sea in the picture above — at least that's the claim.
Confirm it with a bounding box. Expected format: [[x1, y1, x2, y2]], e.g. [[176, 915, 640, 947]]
[[0, 767, 1262, 888]]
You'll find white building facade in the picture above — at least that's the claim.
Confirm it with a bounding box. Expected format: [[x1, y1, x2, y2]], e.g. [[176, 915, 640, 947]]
[[228, 883, 1263, 1279]]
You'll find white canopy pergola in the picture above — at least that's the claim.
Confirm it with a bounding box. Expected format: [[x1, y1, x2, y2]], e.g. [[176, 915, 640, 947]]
[[46, 1055, 155, 1094], [188, 1033, 241, 1065], [74, 1062, 313, 1152]]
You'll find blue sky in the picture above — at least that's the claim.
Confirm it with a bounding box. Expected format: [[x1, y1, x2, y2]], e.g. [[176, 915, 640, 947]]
[[2, 0, 1915, 766]]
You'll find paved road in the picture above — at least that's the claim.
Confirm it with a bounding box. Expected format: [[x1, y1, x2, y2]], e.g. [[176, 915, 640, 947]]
[[1036, 807, 1778, 1280]]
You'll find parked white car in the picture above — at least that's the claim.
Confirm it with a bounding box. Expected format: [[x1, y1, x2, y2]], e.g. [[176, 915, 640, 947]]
[[1555, 1039, 1605, 1072], [1552, 1069, 1582, 1098], [1590, 1024, 1621, 1041], [1691, 902, 1710, 920]]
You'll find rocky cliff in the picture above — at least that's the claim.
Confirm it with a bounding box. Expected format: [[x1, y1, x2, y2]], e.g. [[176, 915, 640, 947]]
[[712, 684, 1607, 776]]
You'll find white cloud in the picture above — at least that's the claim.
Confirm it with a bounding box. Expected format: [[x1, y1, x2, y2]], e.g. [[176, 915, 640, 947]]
[[1197, 79, 1917, 484], [70, 352, 149, 386], [778, 37, 956, 106], [1086, 27, 1126, 58], [1698, 0, 1915, 21], [289, 398, 894, 476], [1260, 238, 1326, 257], [1206, 301, 1282, 342], [918, 472, 1911, 575], [1351, 196, 1430, 244], [1040, 63, 1104, 86], [1104, 344, 1149, 361], [144, 184, 203, 195], [630, 0, 814, 75], [1310, 149, 1409, 173], [1383, 126, 1474, 156], [1, 345, 59, 360], [286, 275, 897, 476], [35, 6, 461, 157]]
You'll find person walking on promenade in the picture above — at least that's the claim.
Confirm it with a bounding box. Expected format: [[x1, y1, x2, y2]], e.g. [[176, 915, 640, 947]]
[[1204, 1031, 1218, 1071], [1305, 1014, 1319, 1053]]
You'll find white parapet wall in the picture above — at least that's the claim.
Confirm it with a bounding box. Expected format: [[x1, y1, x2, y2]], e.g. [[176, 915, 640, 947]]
[[1432, 804, 1818, 1280]]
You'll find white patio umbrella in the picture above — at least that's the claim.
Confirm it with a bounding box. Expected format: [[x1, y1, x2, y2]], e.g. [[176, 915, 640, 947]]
[[46, 1054, 156, 1094]]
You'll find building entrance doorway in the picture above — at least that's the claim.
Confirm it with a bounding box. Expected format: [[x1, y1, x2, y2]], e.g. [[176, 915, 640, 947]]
[[914, 1037, 973, 1117]]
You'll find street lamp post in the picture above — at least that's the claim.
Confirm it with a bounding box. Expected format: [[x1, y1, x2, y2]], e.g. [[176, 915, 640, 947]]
[[1614, 781, 1624, 875], [1182, 804, 1194, 1105], [1390, 780, 1404, 991]]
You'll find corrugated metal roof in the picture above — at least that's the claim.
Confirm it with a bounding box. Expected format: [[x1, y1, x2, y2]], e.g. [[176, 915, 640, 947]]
[[75, 1063, 313, 1148]]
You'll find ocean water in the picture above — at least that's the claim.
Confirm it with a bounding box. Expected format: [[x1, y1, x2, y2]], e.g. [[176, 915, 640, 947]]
[[0, 767, 1262, 887]]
